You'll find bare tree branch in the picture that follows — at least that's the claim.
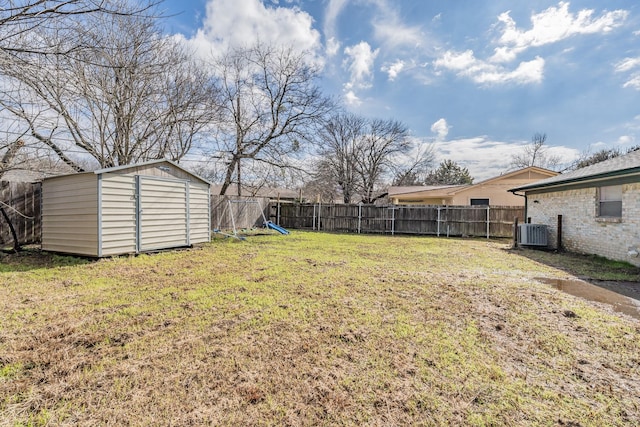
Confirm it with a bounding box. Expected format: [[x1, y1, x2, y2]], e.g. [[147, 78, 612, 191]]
[[314, 114, 413, 203], [0, 10, 219, 169], [209, 43, 333, 196], [510, 132, 561, 170]]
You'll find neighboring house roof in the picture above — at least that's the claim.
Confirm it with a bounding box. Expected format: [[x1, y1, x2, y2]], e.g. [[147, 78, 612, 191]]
[[510, 150, 640, 193], [390, 166, 558, 199], [388, 184, 469, 198]]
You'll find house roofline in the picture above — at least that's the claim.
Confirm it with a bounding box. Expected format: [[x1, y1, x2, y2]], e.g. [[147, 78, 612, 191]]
[[509, 167, 640, 193], [388, 185, 467, 197], [392, 166, 558, 197]]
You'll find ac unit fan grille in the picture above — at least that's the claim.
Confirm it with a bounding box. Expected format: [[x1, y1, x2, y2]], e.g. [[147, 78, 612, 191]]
[[518, 224, 548, 246]]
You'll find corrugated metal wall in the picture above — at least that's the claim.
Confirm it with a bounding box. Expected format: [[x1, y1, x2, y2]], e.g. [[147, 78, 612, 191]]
[[138, 177, 189, 252], [41, 161, 211, 257], [42, 174, 99, 256], [189, 181, 210, 243], [100, 174, 137, 257]]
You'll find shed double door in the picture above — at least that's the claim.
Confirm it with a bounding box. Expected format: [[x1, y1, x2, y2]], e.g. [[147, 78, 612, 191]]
[[136, 176, 189, 252]]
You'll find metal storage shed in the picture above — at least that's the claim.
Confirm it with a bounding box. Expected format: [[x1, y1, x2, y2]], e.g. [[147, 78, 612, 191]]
[[42, 160, 210, 257]]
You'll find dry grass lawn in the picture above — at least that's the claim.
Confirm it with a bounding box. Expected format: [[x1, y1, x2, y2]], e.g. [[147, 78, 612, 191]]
[[1, 232, 640, 426]]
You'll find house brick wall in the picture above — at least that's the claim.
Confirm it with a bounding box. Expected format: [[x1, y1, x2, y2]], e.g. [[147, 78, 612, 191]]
[[526, 183, 640, 266]]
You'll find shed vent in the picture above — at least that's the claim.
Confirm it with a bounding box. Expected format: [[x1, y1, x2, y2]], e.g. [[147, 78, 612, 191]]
[[518, 224, 548, 247]]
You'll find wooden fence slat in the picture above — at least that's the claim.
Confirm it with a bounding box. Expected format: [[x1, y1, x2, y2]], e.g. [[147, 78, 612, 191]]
[[0, 182, 41, 246], [278, 203, 524, 238], [1, 187, 524, 246]]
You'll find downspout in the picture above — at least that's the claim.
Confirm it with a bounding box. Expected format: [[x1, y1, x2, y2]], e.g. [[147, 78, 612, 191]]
[[509, 190, 527, 223], [509, 190, 527, 247]]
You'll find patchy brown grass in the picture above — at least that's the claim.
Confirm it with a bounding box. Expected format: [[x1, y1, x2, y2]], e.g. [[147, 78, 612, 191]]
[[1, 232, 639, 426]]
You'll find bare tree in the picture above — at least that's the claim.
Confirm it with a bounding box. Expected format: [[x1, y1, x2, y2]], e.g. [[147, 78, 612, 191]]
[[355, 119, 411, 203], [570, 145, 640, 170], [0, 11, 218, 170], [0, 0, 155, 56], [573, 148, 621, 169], [314, 113, 365, 203], [391, 142, 435, 186], [510, 132, 561, 170], [313, 114, 412, 203], [209, 43, 333, 196]]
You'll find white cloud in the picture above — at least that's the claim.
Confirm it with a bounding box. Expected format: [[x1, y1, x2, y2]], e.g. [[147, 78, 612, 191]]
[[381, 60, 405, 81], [344, 90, 361, 106], [590, 141, 607, 149], [491, 2, 628, 63], [435, 50, 544, 85], [324, 0, 349, 40], [615, 57, 640, 90], [614, 57, 640, 73], [343, 41, 379, 89], [489, 46, 526, 63], [474, 56, 545, 85], [622, 74, 640, 90], [434, 49, 476, 71], [372, 17, 424, 50], [432, 138, 514, 180], [617, 135, 634, 145], [186, 0, 321, 57], [432, 137, 579, 181], [326, 37, 341, 57], [430, 118, 449, 140]]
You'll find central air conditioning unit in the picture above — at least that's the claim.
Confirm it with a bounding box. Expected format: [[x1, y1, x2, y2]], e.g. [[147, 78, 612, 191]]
[[518, 224, 548, 247]]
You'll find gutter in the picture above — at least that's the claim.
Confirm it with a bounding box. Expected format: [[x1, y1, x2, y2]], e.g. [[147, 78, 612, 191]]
[[510, 168, 640, 193]]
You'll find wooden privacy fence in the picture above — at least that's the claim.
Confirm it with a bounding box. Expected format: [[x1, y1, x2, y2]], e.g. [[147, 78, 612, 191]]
[[211, 195, 272, 231], [278, 203, 524, 238], [0, 182, 41, 247], [1, 187, 522, 246]]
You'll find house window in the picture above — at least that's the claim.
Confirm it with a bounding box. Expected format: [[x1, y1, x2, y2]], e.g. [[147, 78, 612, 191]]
[[598, 185, 622, 218], [470, 198, 489, 206]]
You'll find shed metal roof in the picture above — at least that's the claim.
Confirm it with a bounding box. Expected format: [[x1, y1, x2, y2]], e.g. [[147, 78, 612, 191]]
[[43, 159, 211, 185]]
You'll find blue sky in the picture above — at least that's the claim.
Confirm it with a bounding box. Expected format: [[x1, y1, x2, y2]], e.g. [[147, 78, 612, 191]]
[[162, 0, 640, 180]]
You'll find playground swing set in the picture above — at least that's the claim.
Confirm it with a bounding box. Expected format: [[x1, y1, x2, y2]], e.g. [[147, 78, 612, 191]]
[[213, 199, 289, 240]]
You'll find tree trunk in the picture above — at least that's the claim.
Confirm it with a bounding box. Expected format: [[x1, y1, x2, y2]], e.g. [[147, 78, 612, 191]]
[[219, 157, 239, 195], [0, 206, 20, 252]]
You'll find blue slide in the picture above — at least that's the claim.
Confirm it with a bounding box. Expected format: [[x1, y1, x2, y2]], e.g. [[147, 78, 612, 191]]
[[266, 221, 290, 235]]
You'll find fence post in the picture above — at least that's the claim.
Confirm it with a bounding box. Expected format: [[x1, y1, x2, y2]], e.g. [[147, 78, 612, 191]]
[[486, 206, 490, 239], [391, 207, 395, 236], [437, 207, 441, 237], [357, 202, 362, 234], [277, 201, 281, 225], [312, 203, 316, 230]]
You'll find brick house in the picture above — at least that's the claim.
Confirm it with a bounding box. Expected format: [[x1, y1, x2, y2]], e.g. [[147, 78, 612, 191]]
[[509, 150, 640, 266]]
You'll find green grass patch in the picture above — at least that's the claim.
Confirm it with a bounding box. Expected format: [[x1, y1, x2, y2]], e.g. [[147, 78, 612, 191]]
[[1, 232, 639, 425]]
